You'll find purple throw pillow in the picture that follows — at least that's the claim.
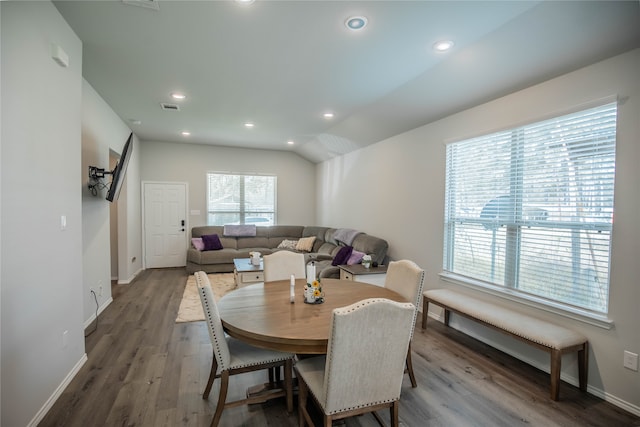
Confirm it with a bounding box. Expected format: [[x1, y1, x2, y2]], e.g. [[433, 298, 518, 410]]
[[331, 245, 353, 266], [191, 237, 205, 251], [201, 234, 223, 251], [346, 249, 365, 265]]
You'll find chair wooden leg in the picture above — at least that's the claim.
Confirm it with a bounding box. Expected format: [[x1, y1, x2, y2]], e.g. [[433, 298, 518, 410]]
[[203, 353, 218, 399], [298, 376, 311, 427], [390, 401, 399, 427], [372, 411, 385, 426], [211, 370, 229, 427], [406, 343, 417, 388]]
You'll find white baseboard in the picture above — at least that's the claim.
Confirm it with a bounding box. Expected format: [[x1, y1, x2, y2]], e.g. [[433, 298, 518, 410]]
[[423, 310, 640, 418], [27, 353, 88, 427], [84, 296, 113, 329], [117, 267, 143, 285]]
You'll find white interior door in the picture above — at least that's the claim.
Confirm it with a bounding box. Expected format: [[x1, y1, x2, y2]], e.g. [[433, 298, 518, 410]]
[[143, 182, 187, 268]]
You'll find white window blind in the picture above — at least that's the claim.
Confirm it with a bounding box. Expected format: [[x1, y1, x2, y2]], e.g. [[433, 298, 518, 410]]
[[444, 102, 617, 314], [206, 173, 276, 226]]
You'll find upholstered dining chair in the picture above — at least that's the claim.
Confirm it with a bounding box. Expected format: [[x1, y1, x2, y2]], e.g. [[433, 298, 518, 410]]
[[294, 298, 415, 427], [384, 260, 425, 388], [263, 250, 306, 282], [195, 271, 295, 427]]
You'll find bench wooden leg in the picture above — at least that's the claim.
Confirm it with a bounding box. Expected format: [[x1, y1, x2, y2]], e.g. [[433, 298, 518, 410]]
[[422, 298, 451, 328], [550, 349, 562, 401], [578, 343, 588, 392], [421, 296, 429, 329]]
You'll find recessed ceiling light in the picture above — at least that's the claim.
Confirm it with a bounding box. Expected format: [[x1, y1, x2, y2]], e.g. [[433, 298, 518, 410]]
[[345, 16, 367, 31], [323, 112, 334, 119], [234, 0, 255, 5], [433, 40, 454, 52], [244, 122, 255, 128], [287, 140, 295, 145], [181, 131, 191, 136], [171, 92, 186, 100]]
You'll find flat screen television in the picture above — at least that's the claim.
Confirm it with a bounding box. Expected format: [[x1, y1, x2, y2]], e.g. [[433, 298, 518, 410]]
[[106, 132, 134, 202]]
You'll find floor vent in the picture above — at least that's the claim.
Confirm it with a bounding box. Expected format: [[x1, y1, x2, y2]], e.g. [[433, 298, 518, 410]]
[[122, 0, 159, 11], [160, 103, 180, 111]]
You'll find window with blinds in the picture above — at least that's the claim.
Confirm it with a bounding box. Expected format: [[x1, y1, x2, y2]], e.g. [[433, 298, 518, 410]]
[[443, 102, 617, 314], [206, 173, 276, 226]]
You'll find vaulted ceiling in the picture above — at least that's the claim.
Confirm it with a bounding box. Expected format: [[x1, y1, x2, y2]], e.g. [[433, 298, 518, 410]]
[[54, 1, 640, 163]]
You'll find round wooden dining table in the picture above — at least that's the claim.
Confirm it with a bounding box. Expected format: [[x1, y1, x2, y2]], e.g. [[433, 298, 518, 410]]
[[218, 278, 409, 354]]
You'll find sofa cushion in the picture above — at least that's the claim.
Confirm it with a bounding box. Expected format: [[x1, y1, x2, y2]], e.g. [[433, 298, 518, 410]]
[[296, 236, 316, 252], [332, 245, 353, 266], [191, 226, 238, 249], [277, 239, 299, 250], [202, 234, 223, 251], [303, 226, 330, 252], [191, 237, 205, 251], [269, 225, 305, 238]]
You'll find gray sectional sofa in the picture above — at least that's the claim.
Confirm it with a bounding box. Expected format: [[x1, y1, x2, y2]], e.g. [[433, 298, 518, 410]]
[[186, 225, 388, 278]]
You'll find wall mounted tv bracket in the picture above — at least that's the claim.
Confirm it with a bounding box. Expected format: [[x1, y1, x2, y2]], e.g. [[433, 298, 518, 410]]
[[87, 166, 114, 196]]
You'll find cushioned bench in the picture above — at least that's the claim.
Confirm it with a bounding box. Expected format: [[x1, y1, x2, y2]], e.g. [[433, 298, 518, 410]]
[[421, 288, 588, 401]]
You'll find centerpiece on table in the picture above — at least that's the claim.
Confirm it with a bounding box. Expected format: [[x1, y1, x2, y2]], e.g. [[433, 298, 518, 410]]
[[303, 278, 324, 304]]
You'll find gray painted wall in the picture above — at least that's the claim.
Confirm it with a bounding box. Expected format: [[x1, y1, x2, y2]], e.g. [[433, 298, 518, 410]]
[[81, 79, 140, 320], [317, 49, 640, 413], [82, 82, 142, 287], [1, 2, 85, 425], [140, 141, 316, 232]]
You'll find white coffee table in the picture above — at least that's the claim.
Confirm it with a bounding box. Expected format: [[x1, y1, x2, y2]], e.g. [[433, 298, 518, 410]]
[[233, 258, 264, 287]]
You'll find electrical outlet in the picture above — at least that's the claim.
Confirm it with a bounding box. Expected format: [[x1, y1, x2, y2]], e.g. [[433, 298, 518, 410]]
[[623, 351, 638, 371], [62, 330, 68, 348], [99, 285, 103, 297]]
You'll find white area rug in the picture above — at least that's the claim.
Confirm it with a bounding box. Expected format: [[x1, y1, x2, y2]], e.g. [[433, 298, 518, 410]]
[[175, 273, 236, 323]]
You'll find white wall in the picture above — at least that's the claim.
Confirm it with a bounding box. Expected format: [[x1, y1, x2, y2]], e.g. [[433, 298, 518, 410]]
[[140, 141, 316, 230], [81, 80, 138, 319], [317, 49, 640, 413], [1, 2, 85, 426]]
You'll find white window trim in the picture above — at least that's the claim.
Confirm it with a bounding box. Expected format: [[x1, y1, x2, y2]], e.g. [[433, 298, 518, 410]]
[[442, 99, 617, 317], [439, 271, 614, 330]]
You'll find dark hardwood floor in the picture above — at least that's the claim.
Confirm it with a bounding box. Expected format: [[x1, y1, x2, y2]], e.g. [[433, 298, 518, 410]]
[[39, 268, 640, 427]]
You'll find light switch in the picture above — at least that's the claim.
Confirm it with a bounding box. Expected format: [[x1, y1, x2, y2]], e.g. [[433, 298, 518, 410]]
[[61, 215, 67, 231]]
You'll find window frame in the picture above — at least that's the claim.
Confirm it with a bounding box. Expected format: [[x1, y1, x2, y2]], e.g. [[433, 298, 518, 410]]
[[206, 172, 277, 226], [442, 101, 617, 329]]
